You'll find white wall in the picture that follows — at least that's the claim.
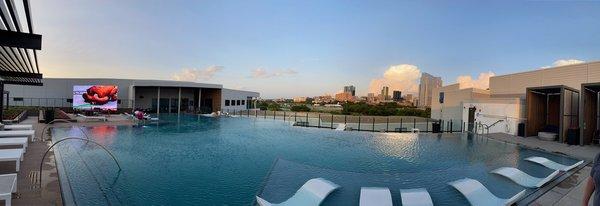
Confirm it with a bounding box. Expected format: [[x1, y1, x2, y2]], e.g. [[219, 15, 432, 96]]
[[221, 88, 260, 112], [461, 99, 524, 135]]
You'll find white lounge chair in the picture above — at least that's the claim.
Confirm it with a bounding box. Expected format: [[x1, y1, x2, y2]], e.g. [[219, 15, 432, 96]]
[[0, 138, 28, 154], [335, 124, 346, 131], [0, 149, 23, 172], [0, 124, 32, 131], [0, 130, 34, 142], [256, 178, 340, 206], [0, 173, 17, 206], [449, 178, 526, 206], [77, 114, 108, 122], [491, 167, 559, 188], [525, 157, 584, 172], [400, 188, 434, 206], [360, 187, 392, 206]]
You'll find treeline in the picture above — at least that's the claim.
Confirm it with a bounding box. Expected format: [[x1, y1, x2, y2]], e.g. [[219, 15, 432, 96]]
[[341, 102, 430, 117]]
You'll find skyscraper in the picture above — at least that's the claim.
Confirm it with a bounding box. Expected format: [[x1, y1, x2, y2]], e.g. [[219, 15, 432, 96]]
[[380, 86, 390, 100], [344, 85, 356, 96], [393, 91, 402, 101], [418, 73, 442, 107]]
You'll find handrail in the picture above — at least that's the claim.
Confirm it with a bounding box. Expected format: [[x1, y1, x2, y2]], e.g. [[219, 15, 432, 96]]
[[39, 137, 122, 186], [488, 119, 504, 128], [39, 119, 89, 142]]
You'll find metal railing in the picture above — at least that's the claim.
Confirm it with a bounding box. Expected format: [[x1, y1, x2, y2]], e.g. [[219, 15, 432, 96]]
[[222, 109, 464, 133]]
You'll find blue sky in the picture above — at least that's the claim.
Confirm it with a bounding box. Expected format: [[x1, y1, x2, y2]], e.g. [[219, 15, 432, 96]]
[[33, 0, 600, 98]]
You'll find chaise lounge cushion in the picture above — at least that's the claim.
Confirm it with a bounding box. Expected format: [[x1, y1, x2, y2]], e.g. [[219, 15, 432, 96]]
[[538, 132, 557, 141]]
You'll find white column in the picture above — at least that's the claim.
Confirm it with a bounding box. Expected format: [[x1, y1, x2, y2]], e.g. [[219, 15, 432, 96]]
[[157, 87, 160, 115]]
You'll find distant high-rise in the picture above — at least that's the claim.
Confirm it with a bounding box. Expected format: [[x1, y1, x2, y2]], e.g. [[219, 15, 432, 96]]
[[344, 85, 356, 96], [418, 73, 442, 107], [380, 86, 390, 100], [393, 91, 402, 101]]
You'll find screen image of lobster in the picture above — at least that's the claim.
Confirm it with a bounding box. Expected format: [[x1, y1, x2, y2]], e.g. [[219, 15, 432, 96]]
[[82, 85, 118, 105]]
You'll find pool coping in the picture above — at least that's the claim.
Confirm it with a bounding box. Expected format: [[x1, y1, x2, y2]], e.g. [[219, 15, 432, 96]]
[[52, 129, 77, 206]]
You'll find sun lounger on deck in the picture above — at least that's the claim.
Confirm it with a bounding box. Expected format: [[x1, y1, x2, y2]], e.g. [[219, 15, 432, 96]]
[[0, 149, 24, 172], [0, 173, 17, 206], [360, 187, 392, 206], [491, 167, 559, 188], [0, 138, 28, 154], [77, 114, 108, 122], [525, 156, 584, 172], [400, 188, 434, 206], [449, 178, 525, 206], [0, 130, 34, 142], [256, 178, 340, 206]]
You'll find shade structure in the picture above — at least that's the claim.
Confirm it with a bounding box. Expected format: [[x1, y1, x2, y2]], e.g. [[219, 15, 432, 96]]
[[526, 85, 579, 143]]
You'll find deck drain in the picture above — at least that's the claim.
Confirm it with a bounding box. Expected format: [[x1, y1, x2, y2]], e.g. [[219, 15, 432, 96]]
[[28, 171, 40, 189]]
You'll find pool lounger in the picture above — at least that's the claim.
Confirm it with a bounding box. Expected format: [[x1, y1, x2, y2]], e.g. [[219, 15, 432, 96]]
[[0, 130, 35, 142], [525, 156, 584, 172], [449, 178, 526, 206], [0, 138, 28, 154], [0, 173, 17, 206], [400, 188, 434, 206], [491, 167, 559, 188], [335, 123, 346, 131], [256, 178, 340, 206], [0, 149, 24, 172], [360, 187, 392, 206], [77, 114, 108, 122], [1, 124, 32, 131]]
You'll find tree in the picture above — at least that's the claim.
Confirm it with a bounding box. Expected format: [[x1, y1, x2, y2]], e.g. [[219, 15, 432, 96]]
[[290, 105, 311, 112], [267, 103, 281, 111]]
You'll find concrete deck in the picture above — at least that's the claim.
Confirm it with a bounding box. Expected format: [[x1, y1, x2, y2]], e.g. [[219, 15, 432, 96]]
[[485, 133, 600, 206]]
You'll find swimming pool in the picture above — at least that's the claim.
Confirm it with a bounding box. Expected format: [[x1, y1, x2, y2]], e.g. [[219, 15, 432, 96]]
[[50, 114, 580, 205]]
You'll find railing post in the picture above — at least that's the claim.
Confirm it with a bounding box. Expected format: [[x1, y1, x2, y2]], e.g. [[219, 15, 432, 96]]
[[283, 111, 286, 121], [255, 110, 258, 117], [450, 120, 453, 133], [426, 118, 429, 132], [358, 116, 361, 131], [344, 115, 347, 124], [413, 118, 416, 129], [400, 118, 403, 133], [273, 111, 276, 119], [372, 117, 375, 132], [386, 117, 389, 132], [306, 113, 309, 127], [264, 110, 266, 119], [294, 112, 297, 122], [318, 114, 321, 128], [330, 114, 334, 129]]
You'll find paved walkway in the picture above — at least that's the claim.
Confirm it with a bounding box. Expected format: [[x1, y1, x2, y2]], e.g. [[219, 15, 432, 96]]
[[485, 133, 600, 206]]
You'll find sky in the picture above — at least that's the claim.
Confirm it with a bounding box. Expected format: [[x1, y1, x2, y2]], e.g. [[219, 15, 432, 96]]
[[30, 0, 600, 98]]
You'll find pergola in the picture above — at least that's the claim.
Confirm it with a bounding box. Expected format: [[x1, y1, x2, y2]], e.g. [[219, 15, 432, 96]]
[[0, 0, 43, 118]]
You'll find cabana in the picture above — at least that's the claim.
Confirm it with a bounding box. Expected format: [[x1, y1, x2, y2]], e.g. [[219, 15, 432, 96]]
[[526, 85, 579, 143], [581, 83, 600, 145]]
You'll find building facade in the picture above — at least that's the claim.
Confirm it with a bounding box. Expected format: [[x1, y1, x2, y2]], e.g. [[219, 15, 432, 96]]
[[5, 78, 259, 114], [380, 86, 390, 100], [393, 91, 402, 101], [344, 85, 356, 96], [418, 72, 442, 108]]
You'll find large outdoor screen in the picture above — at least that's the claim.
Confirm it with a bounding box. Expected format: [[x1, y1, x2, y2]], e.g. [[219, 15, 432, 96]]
[[73, 85, 119, 111]]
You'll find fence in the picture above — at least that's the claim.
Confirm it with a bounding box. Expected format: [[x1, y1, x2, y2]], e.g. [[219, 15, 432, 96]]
[[5, 97, 134, 110], [224, 109, 464, 133]]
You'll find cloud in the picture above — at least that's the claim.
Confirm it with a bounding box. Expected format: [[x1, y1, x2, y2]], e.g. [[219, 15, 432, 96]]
[[552, 59, 585, 67], [250, 68, 297, 78], [171, 66, 223, 81], [456, 71, 495, 89], [369, 64, 421, 94]]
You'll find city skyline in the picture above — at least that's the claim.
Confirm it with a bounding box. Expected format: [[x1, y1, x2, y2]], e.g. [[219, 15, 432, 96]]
[[32, 0, 600, 98]]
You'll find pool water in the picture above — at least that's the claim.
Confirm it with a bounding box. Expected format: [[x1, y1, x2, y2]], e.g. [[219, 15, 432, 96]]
[[51, 114, 579, 205]]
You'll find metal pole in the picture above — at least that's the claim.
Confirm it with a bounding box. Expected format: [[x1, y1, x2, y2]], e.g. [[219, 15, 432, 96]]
[[318, 114, 321, 128], [400, 118, 403, 132], [330, 114, 334, 129], [264, 110, 266, 119], [358, 116, 361, 131], [283, 111, 286, 121], [294, 112, 297, 122], [306, 113, 309, 126], [426, 119, 429, 132], [157, 87, 160, 115], [450, 119, 453, 133], [372, 117, 375, 132], [273, 111, 276, 119], [413, 118, 416, 129], [344, 115, 347, 124], [386, 117, 389, 132]]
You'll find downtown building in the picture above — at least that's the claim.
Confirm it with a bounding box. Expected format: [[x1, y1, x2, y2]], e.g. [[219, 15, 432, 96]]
[[418, 73, 443, 108]]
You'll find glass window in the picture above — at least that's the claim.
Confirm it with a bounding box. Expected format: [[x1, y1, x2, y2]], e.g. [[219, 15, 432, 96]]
[[225, 100, 230, 106], [439, 92, 444, 103], [13, 97, 23, 101], [237, 100, 241, 105], [242, 100, 245, 105]]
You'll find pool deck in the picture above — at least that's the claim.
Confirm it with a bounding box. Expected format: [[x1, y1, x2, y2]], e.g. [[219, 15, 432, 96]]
[[486, 133, 600, 206], [0, 115, 134, 206]]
